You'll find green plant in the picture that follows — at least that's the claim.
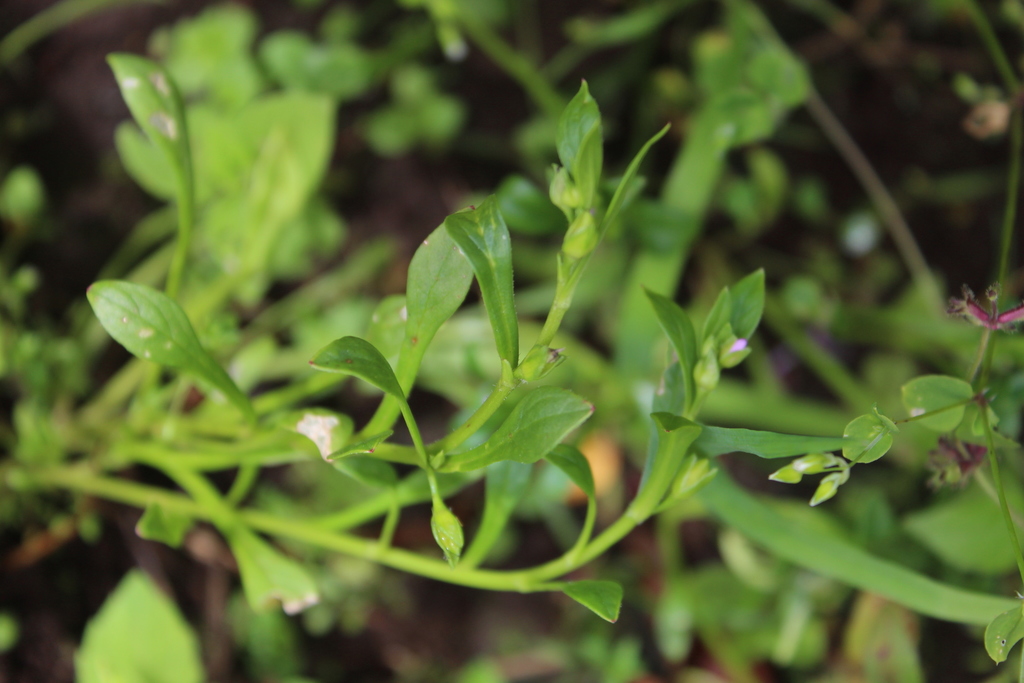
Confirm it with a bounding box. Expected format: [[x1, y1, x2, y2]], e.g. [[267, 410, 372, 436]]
[[8, 0, 1024, 680]]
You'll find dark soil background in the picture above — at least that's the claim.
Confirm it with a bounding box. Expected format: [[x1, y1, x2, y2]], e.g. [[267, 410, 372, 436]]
[[1, 0, 1021, 681]]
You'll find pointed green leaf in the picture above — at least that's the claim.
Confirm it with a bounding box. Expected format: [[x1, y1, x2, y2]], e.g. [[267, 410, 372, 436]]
[[556, 81, 601, 178], [332, 456, 397, 488], [987, 605, 1024, 663], [546, 444, 595, 499], [309, 336, 404, 399], [572, 120, 603, 208], [87, 280, 254, 421], [702, 287, 733, 342], [729, 269, 765, 340], [901, 375, 974, 432], [327, 430, 393, 461], [560, 580, 623, 622], [600, 124, 669, 237], [227, 527, 319, 614], [135, 502, 193, 548], [695, 426, 849, 459], [405, 224, 474, 361], [843, 410, 894, 464], [634, 413, 703, 515], [461, 461, 533, 567], [76, 571, 202, 683], [443, 197, 519, 367], [646, 289, 697, 402], [443, 387, 593, 471]]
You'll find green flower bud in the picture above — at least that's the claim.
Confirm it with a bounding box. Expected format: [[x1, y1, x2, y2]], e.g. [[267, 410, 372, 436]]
[[809, 472, 845, 506], [515, 344, 566, 382], [549, 166, 581, 216], [431, 501, 464, 568], [791, 452, 839, 475], [562, 210, 598, 260], [718, 335, 750, 368], [768, 464, 803, 484], [670, 454, 717, 499], [693, 349, 720, 393]]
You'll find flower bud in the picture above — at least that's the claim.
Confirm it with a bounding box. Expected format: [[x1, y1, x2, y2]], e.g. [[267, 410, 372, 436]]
[[561, 210, 598, 260], [515, 344, 565, 382], [809, 472, 844, 506], [791, 452, 838, 475], [549, 166, 581, 215], [768, 464, 803, 484], [670, 454, 717, 499], [693, 349, 720, 393], [431, 501, 464, 568], [718, 335, 750, 368]]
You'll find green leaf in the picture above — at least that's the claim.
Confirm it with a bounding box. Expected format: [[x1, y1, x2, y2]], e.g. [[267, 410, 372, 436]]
[[443, 197, 519, 367], [309, 336, 404, 400], [572, 121, 603, 208], [107, 54, 191, 194], [702, 287, 733, 343], [729, 269, 765, 340], [695, 426, 848, 459], [705, 89, 775, 149], [135, 502, 193, 548], [461, 461, 533, 567], [443, 387, 593, 471], [600, 124, 669, 237], [700, 474, 1017, 625], [904, 483, 1021, 574], [76, 571, 203, 683], [747, 46, 811, 108], [87, 280, 254, 421], [843, 409, 895, 464], [0, 165, 45, 225], [645, 289, 697, 403], [496, 174, 566, 236], [901, 375, 974, 432], [546, 444, 595, 499], [560, 580, 623, 622], [986, 605, 1024, 663], [634, 413, 703, 515], [227, 527, 320, 614], [327, 430, 393, 461], [556, 81, 601, 179], [259, 30, 372, 99], [114, 122, 176, 200], [332, 456, 398, 488], [405, 224, 474, 370]]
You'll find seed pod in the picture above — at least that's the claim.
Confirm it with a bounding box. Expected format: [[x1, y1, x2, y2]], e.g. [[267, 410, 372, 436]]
[[431, 501, 464, 568]]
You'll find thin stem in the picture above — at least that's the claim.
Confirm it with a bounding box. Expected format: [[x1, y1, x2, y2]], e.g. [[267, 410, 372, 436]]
[[433, 379, 516, 455], [457, 14, 564, 119], [979, 404, 1024, 587], [804, 89, 942, 312], [378, 490, 401, 551], [962, 0, 1021, 93], [893, 396, 976, 425], [998, 110, 1023, 289], [225, 464, 259, 506]]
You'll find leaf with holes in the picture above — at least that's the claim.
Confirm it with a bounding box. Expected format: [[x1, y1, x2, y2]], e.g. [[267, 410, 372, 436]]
[[87, 280, 253, 421], [986, 604, 1024, 663]]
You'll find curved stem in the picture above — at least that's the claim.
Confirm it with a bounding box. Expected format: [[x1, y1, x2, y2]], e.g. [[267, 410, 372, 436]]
[[979, 404, 1024, 587], [962, 0, 1021, 94]]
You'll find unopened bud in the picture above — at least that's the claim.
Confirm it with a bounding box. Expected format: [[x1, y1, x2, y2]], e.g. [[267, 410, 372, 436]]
[[768, 464, 803, 484], [718, 335, 750, 368], [550, 166, 581, 215], [694, 349, 720, 393], [791, 452, 838, 475], [670, 454, 717, 499], [562, 210, 598, 259], [431, 501, 464, 568], [810, 472, 844, 506], [515, 344, 566, 382]]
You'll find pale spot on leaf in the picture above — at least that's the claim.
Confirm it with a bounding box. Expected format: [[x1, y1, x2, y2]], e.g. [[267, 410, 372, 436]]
[[296, 413, 341, 460], [149, 72, 170, 96], [138, 328, 154, 339], [149, 112, 177, 140]]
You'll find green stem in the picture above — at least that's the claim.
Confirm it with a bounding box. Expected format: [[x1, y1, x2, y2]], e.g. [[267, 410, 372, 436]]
[[225, 464, 260, 506], [962, 0, 1021, 93], [433, 379, 516, 455], [456, 15, 564, 119], [979, 404, 1024, 587]]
